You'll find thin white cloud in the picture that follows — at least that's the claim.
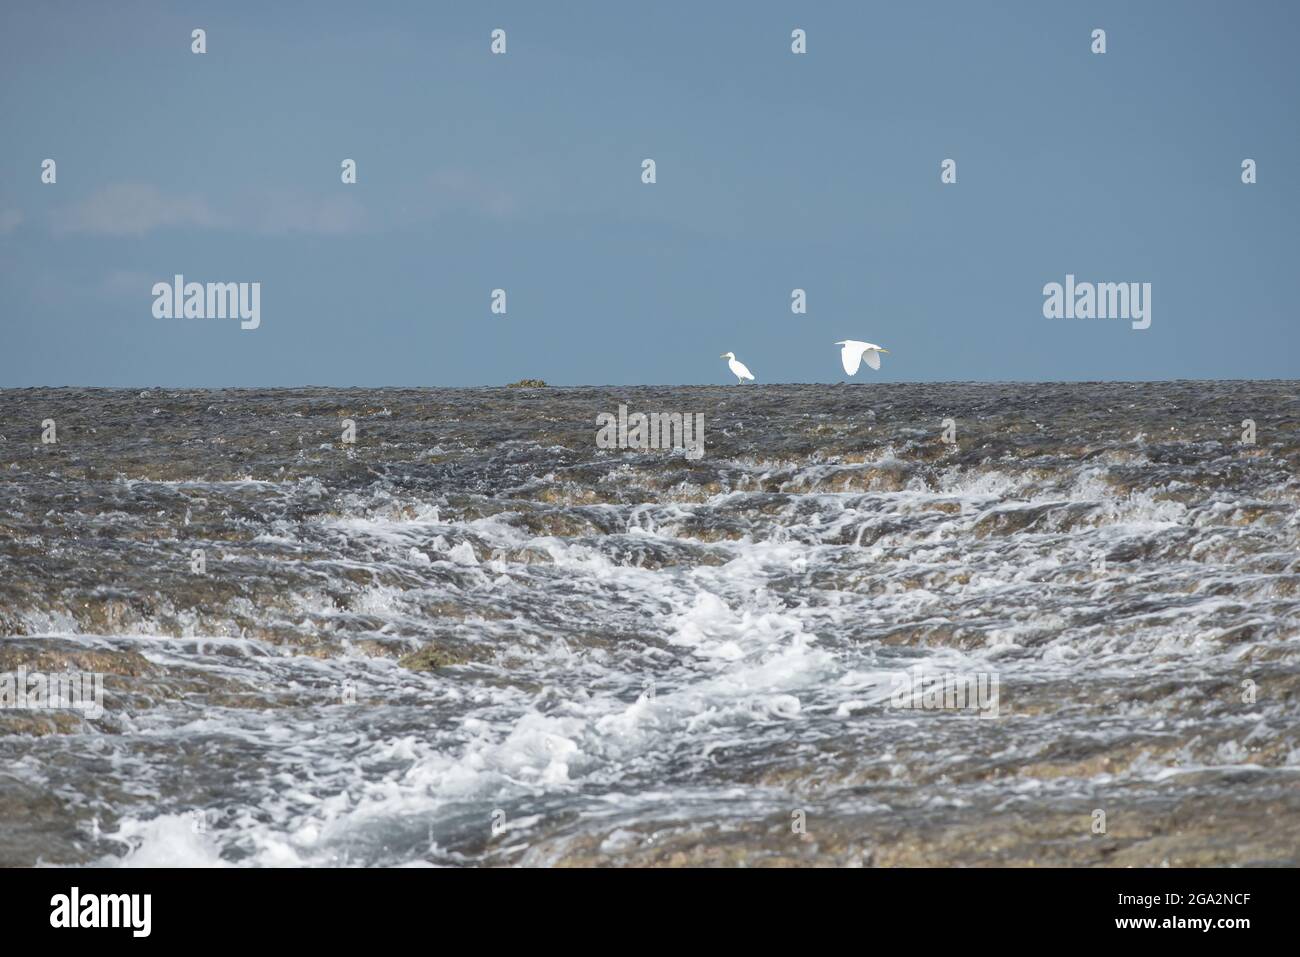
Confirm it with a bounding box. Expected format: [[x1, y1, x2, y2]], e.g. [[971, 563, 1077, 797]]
[[51, 183, 371, 237], [252, 193, 367, 235], [46, 174, 515, 239], [53, 183, 226, 237]]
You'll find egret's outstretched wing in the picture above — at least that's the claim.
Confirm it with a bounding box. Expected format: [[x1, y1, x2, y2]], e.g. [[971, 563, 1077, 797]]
[[862, 348, 881, 371], [839, 346, 859, 375], [838, 340, 868, 375]]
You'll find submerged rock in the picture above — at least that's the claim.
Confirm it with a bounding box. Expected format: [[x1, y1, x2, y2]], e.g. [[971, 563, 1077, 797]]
[[398, 643, 474, 672]]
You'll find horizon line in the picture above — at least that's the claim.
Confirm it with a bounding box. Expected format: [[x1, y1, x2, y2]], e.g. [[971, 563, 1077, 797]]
[[2, 376, 1298, 391]]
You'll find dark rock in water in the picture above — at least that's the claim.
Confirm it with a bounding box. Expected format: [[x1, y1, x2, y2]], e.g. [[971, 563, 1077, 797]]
[[398, 644, 474, 671], [507, 379, 548, 388], [0, 642, 156, 677]]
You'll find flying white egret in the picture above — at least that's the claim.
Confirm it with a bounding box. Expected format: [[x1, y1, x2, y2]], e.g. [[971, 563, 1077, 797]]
[[835, 340, 889, 375], [719, 352, 754, 383]]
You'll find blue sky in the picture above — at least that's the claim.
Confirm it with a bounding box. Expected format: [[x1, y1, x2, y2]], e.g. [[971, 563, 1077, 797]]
[[1, 1, 1297, 386]]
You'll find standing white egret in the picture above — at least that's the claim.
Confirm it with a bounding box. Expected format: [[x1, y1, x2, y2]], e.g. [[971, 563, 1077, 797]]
[[719, 352, 755, 383], [835, 340, 889, 375]]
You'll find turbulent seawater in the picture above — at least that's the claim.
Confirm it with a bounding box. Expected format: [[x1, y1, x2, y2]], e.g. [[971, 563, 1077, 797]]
[[1, 382, 1298, 867]]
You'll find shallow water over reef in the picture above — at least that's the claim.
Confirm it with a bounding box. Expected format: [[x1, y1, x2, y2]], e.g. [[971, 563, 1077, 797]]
[[1, 381, 1297, 866]]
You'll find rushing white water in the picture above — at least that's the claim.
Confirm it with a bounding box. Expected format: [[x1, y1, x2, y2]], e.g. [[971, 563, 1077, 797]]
[[1, 383, 1297, 866]]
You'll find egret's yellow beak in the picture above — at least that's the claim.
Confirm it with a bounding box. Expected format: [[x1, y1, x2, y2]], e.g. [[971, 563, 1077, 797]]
[[719, 354, 728, 358], [879, 348, 890, 354]]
